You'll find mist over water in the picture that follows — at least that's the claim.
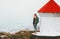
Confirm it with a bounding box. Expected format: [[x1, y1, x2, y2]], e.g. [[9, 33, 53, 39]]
[[0, 0, 59, 33]]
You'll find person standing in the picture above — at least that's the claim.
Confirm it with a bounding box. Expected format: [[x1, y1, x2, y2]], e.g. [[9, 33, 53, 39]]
[[33, 14, 39, 33]]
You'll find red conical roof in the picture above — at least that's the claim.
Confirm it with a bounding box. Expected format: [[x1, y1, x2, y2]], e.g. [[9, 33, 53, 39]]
[[38, 0, 60, 13]]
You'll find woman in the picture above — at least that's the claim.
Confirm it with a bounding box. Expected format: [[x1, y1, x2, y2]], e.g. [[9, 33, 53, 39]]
[[33, 14, 39, 33]]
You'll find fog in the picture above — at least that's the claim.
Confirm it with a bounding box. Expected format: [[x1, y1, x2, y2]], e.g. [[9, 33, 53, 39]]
[[0, 0, 60, 33]]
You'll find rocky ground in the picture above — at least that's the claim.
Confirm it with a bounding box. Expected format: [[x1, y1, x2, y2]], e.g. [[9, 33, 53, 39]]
[[0, 30, 60, 39], [0, 30, 35, 39]]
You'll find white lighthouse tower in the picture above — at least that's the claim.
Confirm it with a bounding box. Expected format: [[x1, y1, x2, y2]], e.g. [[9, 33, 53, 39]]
[[33, 0, 60, 36]]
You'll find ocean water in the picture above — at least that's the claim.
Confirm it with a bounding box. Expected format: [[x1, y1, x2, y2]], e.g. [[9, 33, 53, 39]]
[[0, 22, 34, 33]]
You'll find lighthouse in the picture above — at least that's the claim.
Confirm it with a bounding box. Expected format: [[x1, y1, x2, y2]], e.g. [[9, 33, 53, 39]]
[[33, 0, 60, 36]]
